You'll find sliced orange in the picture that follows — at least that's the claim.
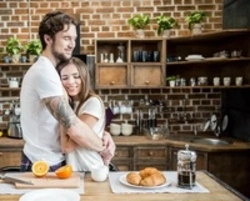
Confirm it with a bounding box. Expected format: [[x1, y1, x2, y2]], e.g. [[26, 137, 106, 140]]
[[32, 160, 49, 177], [55, 165, 73, 179]]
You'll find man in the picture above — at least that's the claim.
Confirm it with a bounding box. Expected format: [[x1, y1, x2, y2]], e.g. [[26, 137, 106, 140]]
[[20, 11, 115, 171]]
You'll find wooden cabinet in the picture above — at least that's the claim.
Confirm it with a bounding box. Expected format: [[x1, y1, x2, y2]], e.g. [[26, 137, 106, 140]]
[[95, 38, 165, 88], [0, 149, 22, 168], [111, 146, 133, 171], [166, 29, 250, 87], [133, 145, 168, 170]]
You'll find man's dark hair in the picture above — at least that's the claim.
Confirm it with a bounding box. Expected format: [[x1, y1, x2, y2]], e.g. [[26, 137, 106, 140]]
[[39, 11, 78, 50]]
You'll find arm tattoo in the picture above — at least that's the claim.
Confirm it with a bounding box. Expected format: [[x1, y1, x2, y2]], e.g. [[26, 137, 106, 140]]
[[44, 96, 77, 129]]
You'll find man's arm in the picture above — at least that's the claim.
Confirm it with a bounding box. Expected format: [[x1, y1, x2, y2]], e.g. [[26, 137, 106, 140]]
[[44, 95, 105, 152]]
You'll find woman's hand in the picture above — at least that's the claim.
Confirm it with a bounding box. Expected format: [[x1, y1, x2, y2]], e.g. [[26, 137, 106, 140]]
[[100, 131, 116, 165]]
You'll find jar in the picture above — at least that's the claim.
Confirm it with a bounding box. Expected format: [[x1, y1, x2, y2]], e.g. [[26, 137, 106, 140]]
[[177, 144, 197, 188]]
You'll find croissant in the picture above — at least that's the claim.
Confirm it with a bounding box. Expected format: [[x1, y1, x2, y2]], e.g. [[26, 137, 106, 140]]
[[140, 172, 166, 186], [126, 172, 142, 186], [139, 167, 159, 179]]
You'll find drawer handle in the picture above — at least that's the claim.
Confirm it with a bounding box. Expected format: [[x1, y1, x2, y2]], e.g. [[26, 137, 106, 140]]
[[110, 81, 115, 85], [149, 151, 154, 156], [145, 80, 150, 85]]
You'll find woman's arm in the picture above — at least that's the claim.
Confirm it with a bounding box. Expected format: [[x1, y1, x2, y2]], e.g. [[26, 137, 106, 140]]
[[59, 125, 78, 153]]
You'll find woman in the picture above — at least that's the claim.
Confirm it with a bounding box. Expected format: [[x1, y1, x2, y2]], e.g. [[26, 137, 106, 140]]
[[56, 57, 107, 171]]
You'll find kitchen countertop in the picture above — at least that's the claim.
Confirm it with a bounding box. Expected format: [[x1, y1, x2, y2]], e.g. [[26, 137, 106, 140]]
[[1, 135, 250, 152], [0, 171, 247, 201]]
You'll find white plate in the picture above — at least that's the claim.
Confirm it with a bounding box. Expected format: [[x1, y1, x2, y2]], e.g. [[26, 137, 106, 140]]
[[210, 114, 217, 131], [119, 174, 171, 190], [19, 188, 80, 201], [185, 55, 204, 61], [222, 115, 229, 131]]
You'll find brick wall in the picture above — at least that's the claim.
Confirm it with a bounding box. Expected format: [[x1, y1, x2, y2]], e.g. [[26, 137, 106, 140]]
[[0, 0, 223, 135]]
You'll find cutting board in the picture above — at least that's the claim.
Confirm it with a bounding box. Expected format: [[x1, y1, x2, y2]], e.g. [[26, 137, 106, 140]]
[[13, 172, 81, 189]]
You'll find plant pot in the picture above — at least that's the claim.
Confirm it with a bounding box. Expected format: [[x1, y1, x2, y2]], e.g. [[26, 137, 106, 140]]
[[11, 54, 21, 63], [169, 80, 175, 87], [29, 55, 38, 63], [162, 30, 171, 38], [191, 24, 202, 35], [136, 29, 145, 38]]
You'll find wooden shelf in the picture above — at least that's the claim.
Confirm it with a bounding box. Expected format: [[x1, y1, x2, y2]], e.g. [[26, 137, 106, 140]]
[[167, 29, 250, 43], [0, 87, 20, 90], [167, 57, 250, 65], [0, 63, 32, 67]]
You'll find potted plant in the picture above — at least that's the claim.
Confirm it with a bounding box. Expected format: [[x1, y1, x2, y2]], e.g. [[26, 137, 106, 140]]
[[25, 39, 42, 63], [156, 15, 178, 38], [185, 11, 207, 35], [166, 75, 178, 87], [128, 14, 150, 38], [5, 37, 23, 63]]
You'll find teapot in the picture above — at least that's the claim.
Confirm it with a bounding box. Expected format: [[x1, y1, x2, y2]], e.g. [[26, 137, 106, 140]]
[[8, 77, 19, 88], [8, 121, 22, 139]]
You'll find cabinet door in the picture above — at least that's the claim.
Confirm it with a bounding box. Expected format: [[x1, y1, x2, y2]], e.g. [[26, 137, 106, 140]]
[[169, 147, 208, 170], [131, 64, 164, 87], [96, 65, 129, 88], [0, 150, 22, 168], [134, 146, 168, 171], [112, 146, 133, 171]]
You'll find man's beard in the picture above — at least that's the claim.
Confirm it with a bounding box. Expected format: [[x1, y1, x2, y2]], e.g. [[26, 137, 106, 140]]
[[51, 44, 71, 62]]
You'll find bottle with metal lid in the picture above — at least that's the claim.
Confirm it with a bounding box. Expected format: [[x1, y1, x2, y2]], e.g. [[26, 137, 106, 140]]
[[177, 144, 197, 188]]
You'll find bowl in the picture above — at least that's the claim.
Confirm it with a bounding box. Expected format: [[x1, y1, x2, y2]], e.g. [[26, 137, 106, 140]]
[[143, 127, 167, 140], [110, 123, 121, 136], [121, 123, 133, 136]]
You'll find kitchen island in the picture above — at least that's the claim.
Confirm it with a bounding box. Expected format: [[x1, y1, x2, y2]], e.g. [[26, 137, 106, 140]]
[[0, 171, 248, 201]]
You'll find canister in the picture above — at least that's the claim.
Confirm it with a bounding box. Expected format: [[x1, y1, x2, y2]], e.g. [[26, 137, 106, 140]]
[[177, 144, 197, 188]]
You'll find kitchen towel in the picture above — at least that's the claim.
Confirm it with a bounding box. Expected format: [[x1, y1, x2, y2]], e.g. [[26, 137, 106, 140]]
[[108, 171, 209, 194], [0, 172, 85, 195]]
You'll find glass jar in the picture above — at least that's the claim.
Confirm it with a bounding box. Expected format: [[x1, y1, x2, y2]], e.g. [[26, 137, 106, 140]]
[[177, 144, 197, 188]]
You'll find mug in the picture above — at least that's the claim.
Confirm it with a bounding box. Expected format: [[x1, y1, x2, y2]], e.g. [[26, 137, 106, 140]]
[[223, 77, 231, 86], [153, 51, 160, 62], [198, 77, 208, 86], [213, 77, 220, 86], [119, 104, 127, 114], [91, 164, 109, 182], [235, 77, 243, 86]]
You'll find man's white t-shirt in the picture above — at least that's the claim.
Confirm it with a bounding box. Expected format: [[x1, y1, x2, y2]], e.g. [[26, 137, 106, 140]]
[[66, 97, 105, 171], [20, 56, 65, 166]]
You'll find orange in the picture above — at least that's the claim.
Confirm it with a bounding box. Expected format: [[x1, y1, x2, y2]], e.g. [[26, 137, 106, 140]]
[[55, 165, 73, 179], [32, 160, 49, 177]]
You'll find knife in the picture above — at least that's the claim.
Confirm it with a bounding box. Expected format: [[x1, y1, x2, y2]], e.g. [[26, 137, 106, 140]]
[[0, 175, 33, 185]]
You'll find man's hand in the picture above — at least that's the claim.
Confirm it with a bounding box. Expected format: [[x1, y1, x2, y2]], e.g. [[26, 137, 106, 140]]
[[100, 131, 116, 165]]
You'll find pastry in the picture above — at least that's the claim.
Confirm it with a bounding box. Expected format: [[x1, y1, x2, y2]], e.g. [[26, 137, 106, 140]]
[[140, 171, 166, 186], [126, 172, 142, 186], [139, 167, 159, 179], [126, 167, 166, 187]]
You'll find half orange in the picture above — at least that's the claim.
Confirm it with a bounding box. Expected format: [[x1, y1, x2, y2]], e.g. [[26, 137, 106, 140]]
[[32, 160, 49, 177], [55, 165, 73, 179]]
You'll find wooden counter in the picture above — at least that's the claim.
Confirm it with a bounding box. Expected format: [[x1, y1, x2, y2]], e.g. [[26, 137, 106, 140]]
[[1, 135, 250, 151], [1, 136, 250, 198], [0, 171, 247, 201]]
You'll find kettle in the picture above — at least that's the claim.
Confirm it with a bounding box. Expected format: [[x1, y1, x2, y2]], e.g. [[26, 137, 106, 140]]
[[7, 122, 22, 139]]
